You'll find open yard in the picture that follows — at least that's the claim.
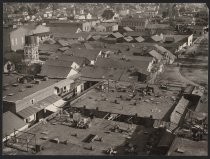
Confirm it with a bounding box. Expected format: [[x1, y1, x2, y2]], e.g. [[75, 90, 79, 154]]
[[3, 117, 153, 155]]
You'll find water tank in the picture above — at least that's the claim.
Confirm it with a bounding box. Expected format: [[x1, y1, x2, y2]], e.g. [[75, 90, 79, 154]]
[[25, 35, 38, 45]]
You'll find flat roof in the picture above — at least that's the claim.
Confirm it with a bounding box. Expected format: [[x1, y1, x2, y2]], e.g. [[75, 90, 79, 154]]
[[3, 73, 23, 87], [3, 78, 59, 102], [95, 56, 152, 75], [168, 137, 208, 156], [5, 117, 154, 155], [81, 66, 125, 81], [72, 81, 176, 119]]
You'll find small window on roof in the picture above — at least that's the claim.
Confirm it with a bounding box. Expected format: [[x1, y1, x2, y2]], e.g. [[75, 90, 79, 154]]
[[12, 83, 19, 87], [31, 99, 35, 104], [8, 93, 14, 96]]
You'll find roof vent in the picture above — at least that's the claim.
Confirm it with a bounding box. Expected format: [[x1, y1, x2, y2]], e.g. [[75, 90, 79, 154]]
[[3, 87, 9, 91], [12, 83, 19, 87], [8, 93, 14, 96], [43, 76, 49, 81], [19, 88, 26, 92], [35, 80, 41, 84], [26, 84, 33, 88]]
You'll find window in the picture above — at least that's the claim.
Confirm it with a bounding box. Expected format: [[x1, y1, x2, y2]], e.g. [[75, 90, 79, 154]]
[[15, 38, 18, 45], [54, 87, 60, 95], [31, 99, 35, 104], [63, 86, 67, 93], [21, 37, 24, 44], [11, 38, 14, 46], [26, 115, 35, 123]]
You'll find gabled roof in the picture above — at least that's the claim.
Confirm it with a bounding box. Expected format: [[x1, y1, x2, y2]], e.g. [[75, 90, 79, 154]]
[[148, 50, 163, 61], [44, 59, 74, 68], [124, 36, 133, 42], [101, 22, 118, 27], [170, 96, 189, 125], [40, 58, 78, 78], [162, 34, 189, 44], [17, 95, 63, 119], [84, 43, 94, 50], [38, 43, 60, 52], [135, 36, 145, 42], [3, 111, 27, 138], [126, 31, 144, 37], [151, 35, 162, 42], [57, 54, 87, 66], [22, 23, 37, 31], [147, 23, 170, 29], [40, 65, 74, 79], [123, 26, 133, 32], [154, 44, 176, 59], [108, 32, 124, 38], [64, 48, 101, 61], [58, 47, 70, 52], [86, 35, 101, 41], [33, 31, 51, 36], [164, 36, 175, 42], [58, 39, 69, 47], [50, 26, 90, 39]]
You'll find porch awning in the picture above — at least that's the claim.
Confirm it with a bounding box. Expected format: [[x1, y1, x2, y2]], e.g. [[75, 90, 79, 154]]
[[45, 105, 60, 113]]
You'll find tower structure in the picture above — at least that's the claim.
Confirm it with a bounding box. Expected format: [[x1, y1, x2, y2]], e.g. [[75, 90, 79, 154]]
[[24, 35, 40, 64]]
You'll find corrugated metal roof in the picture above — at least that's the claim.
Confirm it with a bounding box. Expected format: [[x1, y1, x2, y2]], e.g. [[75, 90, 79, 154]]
[[3, 111, 27, 138], [17, 95, 63, 119], [149, 50, 163, 61], [170, 96, 189, 125]]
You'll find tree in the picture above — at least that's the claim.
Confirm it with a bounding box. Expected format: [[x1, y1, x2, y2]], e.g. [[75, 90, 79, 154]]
[[179, 6, 186, 13], [162, 10, 169, 18], [38, 3, 49, 10], [101, 9, 115, 20], [52, 3, 59, 11]]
